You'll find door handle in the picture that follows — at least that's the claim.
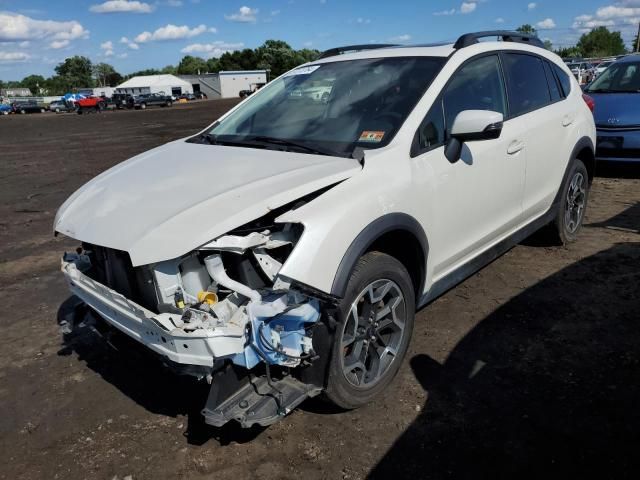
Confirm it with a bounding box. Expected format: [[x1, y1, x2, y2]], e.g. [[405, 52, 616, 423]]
[[562, 115, 575, 127], [507, 140, 525, 155]]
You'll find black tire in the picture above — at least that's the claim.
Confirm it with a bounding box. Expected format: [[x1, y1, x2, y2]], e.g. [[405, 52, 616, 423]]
[[167, 100, 172, 107], [20, 109, 26, 114], [553, 159, 590, 244], [140, 103, 146, 110], [324, 252, 415, 409]]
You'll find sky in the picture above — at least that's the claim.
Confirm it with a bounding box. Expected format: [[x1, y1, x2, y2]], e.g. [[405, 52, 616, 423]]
[[1, 0, 639, 79]]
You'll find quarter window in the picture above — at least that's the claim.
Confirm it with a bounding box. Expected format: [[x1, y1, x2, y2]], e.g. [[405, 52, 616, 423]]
[[543, 60, 562, 102], [553, 64, 572, 97], [503, 53, 551, 116]]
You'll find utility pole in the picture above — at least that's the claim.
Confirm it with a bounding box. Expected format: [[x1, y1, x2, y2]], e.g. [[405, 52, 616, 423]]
[[636, 22, 640, 52]]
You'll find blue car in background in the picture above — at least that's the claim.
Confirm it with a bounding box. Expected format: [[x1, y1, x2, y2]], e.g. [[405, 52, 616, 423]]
[[0, 103, 12, 115], [584, 54, 640, 163]]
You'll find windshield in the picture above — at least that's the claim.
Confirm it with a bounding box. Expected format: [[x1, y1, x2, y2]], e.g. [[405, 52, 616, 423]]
[[587, 61, 640, 93], [206, 56, 445, 156]]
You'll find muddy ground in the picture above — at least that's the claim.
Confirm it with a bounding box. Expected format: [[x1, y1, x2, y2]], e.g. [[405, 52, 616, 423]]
[[0, 100, 639, 480]]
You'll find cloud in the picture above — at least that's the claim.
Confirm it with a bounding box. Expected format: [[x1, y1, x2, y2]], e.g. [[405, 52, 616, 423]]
[[225, 6, 258, 23], [49, 39, 69, 49], [389, 34, 411, 42], [117, 52, 128, 58], [434, 9, 456, 16], [0, 12, 89, 42], [495, 17, 505, 23], [180, 41, 244, 58], [356, 17, 371, 24], [528, 2, 537, 10], [134, 24, 207, 42], [100, 40, 114, 56], [460, 2, 477, 14], [536, 18, 556, 29], [0, 50, 30, 62], [119, 36, 139, 49], [166, 0, 183, 6], [572, 3, 640, 32], [89, 1, 154, 13]]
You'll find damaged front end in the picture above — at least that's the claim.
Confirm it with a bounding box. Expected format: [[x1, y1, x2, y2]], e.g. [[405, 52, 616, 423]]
[[61, 217, 337, 428]]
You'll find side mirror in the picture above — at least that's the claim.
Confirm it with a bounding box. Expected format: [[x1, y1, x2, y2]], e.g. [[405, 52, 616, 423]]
[[445, 110, 504, 163]]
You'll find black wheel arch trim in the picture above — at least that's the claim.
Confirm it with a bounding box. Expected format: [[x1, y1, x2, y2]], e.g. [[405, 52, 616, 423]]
[[330, 213, 429, 300]]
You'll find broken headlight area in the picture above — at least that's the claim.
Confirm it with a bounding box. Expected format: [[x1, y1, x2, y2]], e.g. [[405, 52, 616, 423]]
[[61, 221, 334, 427]]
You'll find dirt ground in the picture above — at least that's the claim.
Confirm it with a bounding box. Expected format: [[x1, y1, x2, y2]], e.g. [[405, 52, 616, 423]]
[[0, 100, 639, 480]]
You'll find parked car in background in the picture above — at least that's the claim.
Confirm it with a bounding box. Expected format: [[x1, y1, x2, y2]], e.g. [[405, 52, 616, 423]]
[[48, 100, 74, 113], [568, 62, 595, 83], [584, 54, 640, 163], [0, 103, 13, 115], [112, 93, 133, 109], [179, 92, 196, 101], [13, 101, 44, 114], [194, 91, 208, 99], [128, 92, 173, 109], [593, 60, 614, 78], [75, 96, 107, 114], [55, 31, 595, 429], [239, 82, 266, 98]]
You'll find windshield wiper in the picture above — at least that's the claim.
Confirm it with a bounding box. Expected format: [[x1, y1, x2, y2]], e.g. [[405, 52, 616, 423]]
[[247, 135, 350, 158]]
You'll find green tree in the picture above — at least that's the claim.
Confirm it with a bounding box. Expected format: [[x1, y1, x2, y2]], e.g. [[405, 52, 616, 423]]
[[176, 55, 208, 74], [44, 76, 68, 96], [543, 39, 553, 50], [93, 63, 122, 87], [20, 75, 46, 95], [516, 24, 537, 34], [555, 46, 582, 59], [633, 31, 639, 53], [576, 27, 626, 57], [55, 56, 93, 90], [161, 64, 177, 74]]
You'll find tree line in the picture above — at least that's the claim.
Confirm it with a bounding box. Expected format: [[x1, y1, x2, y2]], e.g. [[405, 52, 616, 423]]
[[1, 39, 319, 96], [2, 29, 638, 96], [515, 24, 636, 59]]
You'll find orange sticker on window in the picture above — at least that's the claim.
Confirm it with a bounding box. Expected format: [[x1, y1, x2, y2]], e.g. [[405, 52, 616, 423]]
[[359, 131, 385, 143]]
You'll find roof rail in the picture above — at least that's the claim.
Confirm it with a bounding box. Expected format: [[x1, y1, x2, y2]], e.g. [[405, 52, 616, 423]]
[[454, 31, 545, 49], [318, 44, 398, 60]]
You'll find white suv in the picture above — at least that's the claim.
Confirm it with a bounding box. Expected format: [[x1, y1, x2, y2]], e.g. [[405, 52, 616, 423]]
[[56, 31, 596, 427]]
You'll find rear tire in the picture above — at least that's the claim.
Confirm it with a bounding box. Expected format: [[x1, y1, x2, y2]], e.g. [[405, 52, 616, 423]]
[[324, 252, 415, 409], [553, 159, 590, 244], [140, 103, 146, 110]]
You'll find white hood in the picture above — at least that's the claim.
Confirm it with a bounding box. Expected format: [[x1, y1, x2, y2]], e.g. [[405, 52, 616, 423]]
[[54, 140, 361, 266]]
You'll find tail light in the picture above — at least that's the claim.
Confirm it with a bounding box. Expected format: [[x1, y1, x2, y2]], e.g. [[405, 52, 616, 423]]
[[582, 94, 595, 113]]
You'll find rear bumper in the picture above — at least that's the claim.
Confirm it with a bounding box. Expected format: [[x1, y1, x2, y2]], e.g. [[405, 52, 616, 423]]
[[62, 259, 245, 369], [596, 128, 640, 162]]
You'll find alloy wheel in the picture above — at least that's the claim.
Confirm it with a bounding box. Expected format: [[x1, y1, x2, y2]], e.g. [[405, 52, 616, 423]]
[[340, 279, 407, 388], [564, 171, 586, 233]]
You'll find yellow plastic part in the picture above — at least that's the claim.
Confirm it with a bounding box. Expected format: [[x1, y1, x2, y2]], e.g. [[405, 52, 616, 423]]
[[197, 291, 218, 305]]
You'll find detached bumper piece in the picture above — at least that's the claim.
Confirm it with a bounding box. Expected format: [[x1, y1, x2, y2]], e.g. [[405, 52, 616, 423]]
[[202, 365, 321, 428]]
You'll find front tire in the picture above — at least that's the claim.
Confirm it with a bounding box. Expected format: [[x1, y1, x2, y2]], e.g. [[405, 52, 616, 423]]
[[325, 252, 415, 409], [554, 159, 589, 244]]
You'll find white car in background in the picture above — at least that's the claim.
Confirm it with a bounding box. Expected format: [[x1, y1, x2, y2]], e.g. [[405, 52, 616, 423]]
[[55, 31, 596, 428], [593, 60, 614, 78]]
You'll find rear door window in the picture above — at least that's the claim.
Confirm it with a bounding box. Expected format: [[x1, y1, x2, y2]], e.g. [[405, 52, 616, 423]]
[[503, 53, 552, 116]]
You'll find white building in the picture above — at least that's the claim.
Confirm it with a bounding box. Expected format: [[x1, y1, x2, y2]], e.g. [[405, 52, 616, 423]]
[[218, 70, 267, 98], [178, 70, 268, 99], [115, 74, 193, 97]]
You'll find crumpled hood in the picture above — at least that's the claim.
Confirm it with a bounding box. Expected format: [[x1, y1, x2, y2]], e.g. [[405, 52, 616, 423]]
[[55, 140, 361, 266]]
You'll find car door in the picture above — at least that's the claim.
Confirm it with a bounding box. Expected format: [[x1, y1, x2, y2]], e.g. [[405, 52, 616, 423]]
[[501, 53, 573, 219], [411, 54, 527, 280]]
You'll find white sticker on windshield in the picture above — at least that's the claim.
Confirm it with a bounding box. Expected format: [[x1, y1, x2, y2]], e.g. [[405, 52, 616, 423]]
[[283, 65, 321, 77]]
